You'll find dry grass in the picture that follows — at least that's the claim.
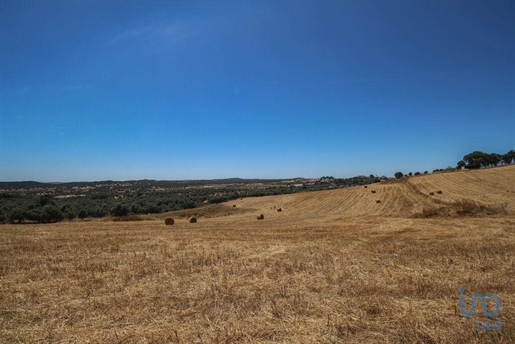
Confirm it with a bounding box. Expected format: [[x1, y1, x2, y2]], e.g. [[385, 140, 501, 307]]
[[164, 204, 251, 220], [1, 166, 515, 343], [1, 218, 514, 343], [112, 215, 145, 222], [412, 199, 508, 218]]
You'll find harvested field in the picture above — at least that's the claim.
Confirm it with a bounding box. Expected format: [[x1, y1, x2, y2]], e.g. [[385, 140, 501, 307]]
[[1, 165, 514, 343]]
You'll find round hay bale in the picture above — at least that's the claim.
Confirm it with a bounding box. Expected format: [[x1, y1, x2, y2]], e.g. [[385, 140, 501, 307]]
[[277, 208, 282, 212], [437, 190, 443, 194], [371, 190, 376, 193], [257, 214, 264, 220], [429, 192, 435, 196], [189, 217, 197, 223], [233, 204, 237, 207], [165, 218, 174, 225], [364, 185, 368, 188], [375, 199, 381, 204]]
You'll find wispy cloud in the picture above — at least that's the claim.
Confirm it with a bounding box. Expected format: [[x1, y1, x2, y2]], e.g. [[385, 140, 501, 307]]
[[109, 25, 155, 45], [108, 20, 202, 52]]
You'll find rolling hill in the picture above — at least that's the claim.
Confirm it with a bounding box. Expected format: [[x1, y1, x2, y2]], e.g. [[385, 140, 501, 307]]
[[2, 165, 514, 343], [224, 164, 515, 220]]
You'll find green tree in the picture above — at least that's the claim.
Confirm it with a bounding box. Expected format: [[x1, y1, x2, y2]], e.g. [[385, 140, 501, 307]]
[[25, 209, 43, 223], [92, 193, 109, 200], [486, 153, 501, 167], [65, 209, 77, 221], [78, 209, 88, 219], [502, 150, 515, 164], [10, 208, 26, 223], [36, 194, 55, 206], [111, 204, 129, 217], [41, 205, 64, 223], [463, 151, 487, 168], [394, 172, 404, 179]]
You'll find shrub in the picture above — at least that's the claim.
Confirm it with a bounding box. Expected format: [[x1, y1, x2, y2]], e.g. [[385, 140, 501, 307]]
[[412, 199, 507, 218], [9, 208, 26, 223], [36, 194, 55, 206], [144, 204, 161, 214], [91, 193, 109, 200], [41, 205, 64, 223], [454, 200, 507, 217], [65, 209, 77, 221], [113, 215, 144, 222], [92, 208, 108, 218], [78, 209, 88, 219], [111, 204, 129, 217]]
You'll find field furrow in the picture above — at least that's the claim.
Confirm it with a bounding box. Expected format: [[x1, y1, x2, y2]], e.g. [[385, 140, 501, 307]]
[[229, 165, 515, 220]]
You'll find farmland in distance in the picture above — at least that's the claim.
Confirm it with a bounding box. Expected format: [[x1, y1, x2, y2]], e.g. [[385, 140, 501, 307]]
[[1, 165, 514, 343]]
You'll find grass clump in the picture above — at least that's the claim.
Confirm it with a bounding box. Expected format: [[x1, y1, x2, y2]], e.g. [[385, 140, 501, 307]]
[[112, 215, 144, 221], [412, 199, 507, 218]]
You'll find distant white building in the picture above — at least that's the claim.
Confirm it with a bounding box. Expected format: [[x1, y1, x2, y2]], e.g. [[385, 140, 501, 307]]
[[319, 176, 335, 183]]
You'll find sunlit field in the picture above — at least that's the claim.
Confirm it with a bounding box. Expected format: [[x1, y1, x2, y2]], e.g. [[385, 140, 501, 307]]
[[2, 166, 514, 343]]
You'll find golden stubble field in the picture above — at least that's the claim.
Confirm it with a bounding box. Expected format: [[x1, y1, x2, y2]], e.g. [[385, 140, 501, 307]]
[[1, 166, 514, 343]]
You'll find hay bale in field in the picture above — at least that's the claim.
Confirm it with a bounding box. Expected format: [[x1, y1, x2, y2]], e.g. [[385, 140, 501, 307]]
[[375, 199, 381, 204], [364, 185, 368, 188], [189, 217, 197, 223], [257, 214, 265, 220], [371, 190, 376, 194], [277, 208, 282, 212], [165, 218, 174, 225], [429, 192, 435, 196], [233, 204, 237, 207], [437, 190, 443, 194]]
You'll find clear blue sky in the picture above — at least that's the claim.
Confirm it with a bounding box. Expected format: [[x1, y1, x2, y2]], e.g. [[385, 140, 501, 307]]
[[1, 1, 514, 182]]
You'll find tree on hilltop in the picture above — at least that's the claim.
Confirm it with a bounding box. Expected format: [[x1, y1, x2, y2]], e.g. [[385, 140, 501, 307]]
[[461, 150, 512, 168], [503, 150, 515, 164]]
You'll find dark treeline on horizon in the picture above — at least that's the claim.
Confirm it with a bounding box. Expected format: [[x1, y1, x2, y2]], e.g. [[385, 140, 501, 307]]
[[0, 175, 381, 224], [0, 149, 513, 225]]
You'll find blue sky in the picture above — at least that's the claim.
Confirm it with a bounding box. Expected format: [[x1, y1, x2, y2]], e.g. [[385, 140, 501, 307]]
[[1, 1, 514, 182]]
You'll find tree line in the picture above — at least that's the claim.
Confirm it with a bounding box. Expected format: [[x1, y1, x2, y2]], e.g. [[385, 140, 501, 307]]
[[457, 150, 514, 169], [0, 176, 379, 224], [2, 149, 512, 224], [392, 149, 514, 179]]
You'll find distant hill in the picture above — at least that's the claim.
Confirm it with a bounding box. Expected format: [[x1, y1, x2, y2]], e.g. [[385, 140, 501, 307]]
[[227, 164, 515, 219], [0, 178, 288, 189]]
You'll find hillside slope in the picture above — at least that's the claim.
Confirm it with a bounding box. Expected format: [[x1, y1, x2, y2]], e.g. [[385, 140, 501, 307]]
[[226, 165, 515, 219]]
